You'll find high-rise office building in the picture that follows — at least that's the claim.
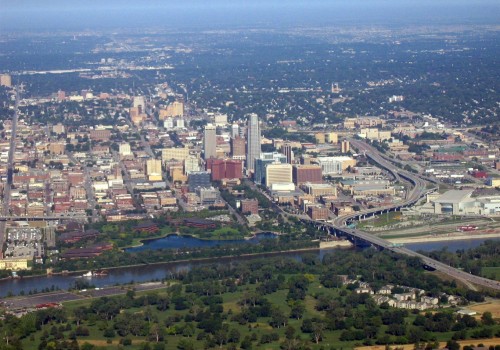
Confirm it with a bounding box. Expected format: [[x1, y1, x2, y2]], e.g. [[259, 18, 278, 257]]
[[203, 124, 217, 160], [282, 143, 294, 164], [231, 124, 239, 138], [254, 152, 287, 185], [206, 159, 243, 181], [207, 159, 226, 181], [326, 132, 338, 144], [184, 155, 200, 174], [246, 114, 261, 172], [341, 140, 350, 153], [146, 159, 163, 181], [292, 165, 323, 185], [188, 171, 211, 192], [231, 136, 246, 159], [265, 163, 292, 188], [225, 160, 243, 179]]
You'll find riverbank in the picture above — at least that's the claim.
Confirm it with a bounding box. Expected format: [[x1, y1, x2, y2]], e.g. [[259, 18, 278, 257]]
[[387, 232, 500, 244], [0, 245, 330, 298], [3, 244, 322, 284]]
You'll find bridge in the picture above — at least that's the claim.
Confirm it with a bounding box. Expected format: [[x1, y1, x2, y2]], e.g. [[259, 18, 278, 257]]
[[304, 139, 500, 291]]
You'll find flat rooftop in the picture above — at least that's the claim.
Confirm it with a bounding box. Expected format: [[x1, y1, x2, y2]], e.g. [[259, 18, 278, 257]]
[[434, 189, 474, 204]]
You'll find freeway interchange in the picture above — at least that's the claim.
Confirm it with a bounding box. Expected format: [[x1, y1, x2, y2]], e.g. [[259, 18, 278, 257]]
[[323, 139, 500, 291]]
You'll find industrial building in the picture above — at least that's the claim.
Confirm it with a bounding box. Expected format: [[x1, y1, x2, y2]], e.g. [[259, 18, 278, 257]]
[[422, 190, 500, 216]]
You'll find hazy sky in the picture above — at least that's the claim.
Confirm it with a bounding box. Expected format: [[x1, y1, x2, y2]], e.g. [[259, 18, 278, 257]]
[[1, 0, 499, 31]]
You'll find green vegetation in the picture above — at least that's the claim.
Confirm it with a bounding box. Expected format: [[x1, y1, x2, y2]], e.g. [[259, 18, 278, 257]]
[[358, 212, 403, 229], [2, 252, 499, 350], [263, 128, 315, 144], [425, 240, 500, 281], [481, 267, 500, 282]]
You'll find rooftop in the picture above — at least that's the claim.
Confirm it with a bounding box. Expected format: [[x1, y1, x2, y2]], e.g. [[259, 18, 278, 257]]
[[434, 189, 474, 204]]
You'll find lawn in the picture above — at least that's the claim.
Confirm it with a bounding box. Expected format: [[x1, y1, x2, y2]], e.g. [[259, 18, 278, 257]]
[[358, 212, 403, 229], [481, 267, 500, 281]]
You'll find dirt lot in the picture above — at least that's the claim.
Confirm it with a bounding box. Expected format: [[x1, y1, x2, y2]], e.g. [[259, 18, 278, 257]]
[[469, 298, 500, 319]]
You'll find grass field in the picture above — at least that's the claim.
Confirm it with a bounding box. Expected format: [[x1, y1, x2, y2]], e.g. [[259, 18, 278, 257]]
[[358, 212, 403, 229], [469, 298, 500, 319], [482, 267, 500, 281]]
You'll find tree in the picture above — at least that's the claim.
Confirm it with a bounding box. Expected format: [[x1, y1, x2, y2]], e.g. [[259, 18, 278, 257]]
[[149, 324, 165, 343], [270, 308, 287, 328], [177, 339, 194, 350], [289, 301, 305, 320], [214, 329, 228, 348], [481, 312, 495, 326], [73, 307, 87, 326], [311, 321, 326, 344], [446, 340, 460, 350], [228, 328, 241, 343]]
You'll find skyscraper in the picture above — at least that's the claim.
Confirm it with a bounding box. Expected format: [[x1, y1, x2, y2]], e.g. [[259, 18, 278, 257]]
[[203, 124, 217, 160], [341, 140, 350, 153], [282, 143, 293, 164], [246, 114, 261, 172], [231, 123, 239, 138]]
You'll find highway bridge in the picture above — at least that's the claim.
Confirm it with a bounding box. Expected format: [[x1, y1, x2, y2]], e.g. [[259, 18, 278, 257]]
[[307, 139, 500, 291]]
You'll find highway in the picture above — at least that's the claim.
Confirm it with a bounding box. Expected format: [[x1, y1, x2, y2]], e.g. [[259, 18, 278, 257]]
[[321, 139, 500, 291], [0, 86, 20, 249]]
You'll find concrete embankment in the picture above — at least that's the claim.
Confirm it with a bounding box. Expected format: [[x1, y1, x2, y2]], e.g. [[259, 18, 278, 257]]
[[319, 240, 353, 249]]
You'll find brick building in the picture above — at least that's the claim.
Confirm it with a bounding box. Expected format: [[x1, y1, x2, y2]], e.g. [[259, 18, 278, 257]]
[[293, 165, 323, 185], [240, 199, 259, 215]]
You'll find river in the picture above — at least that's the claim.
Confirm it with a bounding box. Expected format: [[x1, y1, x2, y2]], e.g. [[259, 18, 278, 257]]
[[0, 236, 498, 298], [125, 232, 278, 252]]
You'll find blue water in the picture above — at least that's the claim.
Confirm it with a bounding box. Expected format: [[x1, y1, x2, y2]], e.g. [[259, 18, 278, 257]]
[[125, 233, 277, 252]]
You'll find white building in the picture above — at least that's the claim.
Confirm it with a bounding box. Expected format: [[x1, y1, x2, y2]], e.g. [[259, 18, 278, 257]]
[[231, 124, 239, 138], [317, 156, 356, 175], [184, 155, 200, 174], [266, 163, 292, 187], [175, 118, 185, 129], [119, 143, 132, 157], [163, 117, 174, 130]]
